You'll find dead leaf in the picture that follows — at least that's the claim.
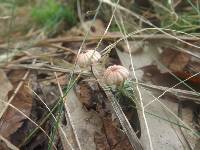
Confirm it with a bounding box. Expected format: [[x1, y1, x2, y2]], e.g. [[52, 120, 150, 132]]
[[50, 73, 68, 86], [61, 89, 103, 150], [169, 53, 190, 72], [75, 78, 98, 109], [189, 61, 200, 73], [71, 75, 134, 150], [141, 65, 196, 91], [119, 41, 144, 54], [0, 141, 10, 150], [194, 139, 200, 150], [103, 116, 132, 150], [7, 70, 27, 86], [160, 48, 190, 72], [0, 84, 32, 140], [160, 48, 200, 85], [0, 70, 13, 118], [94, 132, 110, 150], [0, 69, 33, 147]]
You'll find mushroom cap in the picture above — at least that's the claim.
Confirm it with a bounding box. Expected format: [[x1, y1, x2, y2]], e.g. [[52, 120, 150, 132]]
[[77, 50, 101, 67], [103, 65, 129, 85]]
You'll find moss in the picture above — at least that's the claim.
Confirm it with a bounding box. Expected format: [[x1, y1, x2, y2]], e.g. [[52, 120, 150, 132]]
[[0, 0, 28, 6], [152, 0, 200, 33], [161, 11, 200, 33], [31, 0, 77, 32], [109, 24, 120, 32]]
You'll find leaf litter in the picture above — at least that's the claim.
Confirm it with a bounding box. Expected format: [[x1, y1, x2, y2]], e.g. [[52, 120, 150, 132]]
[[1, 1, 200, 149]]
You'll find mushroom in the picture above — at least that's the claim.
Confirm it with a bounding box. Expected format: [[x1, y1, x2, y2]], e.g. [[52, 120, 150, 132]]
[[103, 65, 129, 85], [77, 50, 101, 67]]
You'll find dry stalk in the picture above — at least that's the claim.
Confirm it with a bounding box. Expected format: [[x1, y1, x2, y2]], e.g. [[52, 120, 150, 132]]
[[0, 134, 19, 150]]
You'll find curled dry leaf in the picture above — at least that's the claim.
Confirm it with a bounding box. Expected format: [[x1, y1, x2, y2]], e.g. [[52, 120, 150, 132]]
[[0, 84, 32, 140], [75, 80, 94, 109], [160, 48, 200, 84], [160, 48, 190, 72], [104, 65, 129, 85], [102, 116, 133, 150], [77, 50, 101, 67], [94, 132, 110, 150], [75, 77, 103, 110], [0, 70, 33, 146], [0, 70, 13, 118]]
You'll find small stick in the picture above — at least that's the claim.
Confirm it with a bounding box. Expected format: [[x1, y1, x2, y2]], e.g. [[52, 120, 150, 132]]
[[44, 44, 77, 55], [36, 34, 200, 45], [134, 81, 200, 102], [0, 134, 19, 150], [4, 64, 89, 75]]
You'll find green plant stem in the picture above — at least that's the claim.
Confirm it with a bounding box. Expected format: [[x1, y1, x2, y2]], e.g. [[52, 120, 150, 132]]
[[48, 101, 64, 150]]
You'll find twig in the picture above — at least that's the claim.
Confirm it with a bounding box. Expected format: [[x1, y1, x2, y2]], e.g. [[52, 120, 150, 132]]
[[161, 43, 200, 59], [0, 16, 11, 20], [43, 44, 77, 55], [134, 81, 200, 102], [36, 34, 200, 45], [5, 64, 89, 75], [0, 134, 19, 150]]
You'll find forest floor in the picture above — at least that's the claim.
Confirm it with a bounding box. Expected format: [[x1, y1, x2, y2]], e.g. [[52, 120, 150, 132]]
[[0, 0, 200, 150]]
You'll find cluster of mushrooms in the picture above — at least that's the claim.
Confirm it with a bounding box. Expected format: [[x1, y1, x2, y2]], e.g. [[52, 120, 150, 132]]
[[77, 50, 129, 86]]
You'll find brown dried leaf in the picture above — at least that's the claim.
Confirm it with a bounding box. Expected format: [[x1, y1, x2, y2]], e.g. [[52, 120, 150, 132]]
[[75, 79, 97, 109], [103, 117, 132, 150], [50, 73, 68, 86], [0, 70, 13, 118], [142, 65, 188, 89], [0, 141, 10, 150], [188, 61, 200, 74], [160, 48, 200, 84], [94, 132, 110, 150], [160, 48, 190, 72], [75, 77, 134, 150], [0, 70, 33, 142], [0, 85, 32, 139], [169, 52, 190, 72]]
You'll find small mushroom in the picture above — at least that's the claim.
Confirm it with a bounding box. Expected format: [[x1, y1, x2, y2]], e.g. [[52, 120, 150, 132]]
[[104, 65, 129, 85], [77, 50, 101, 67]]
